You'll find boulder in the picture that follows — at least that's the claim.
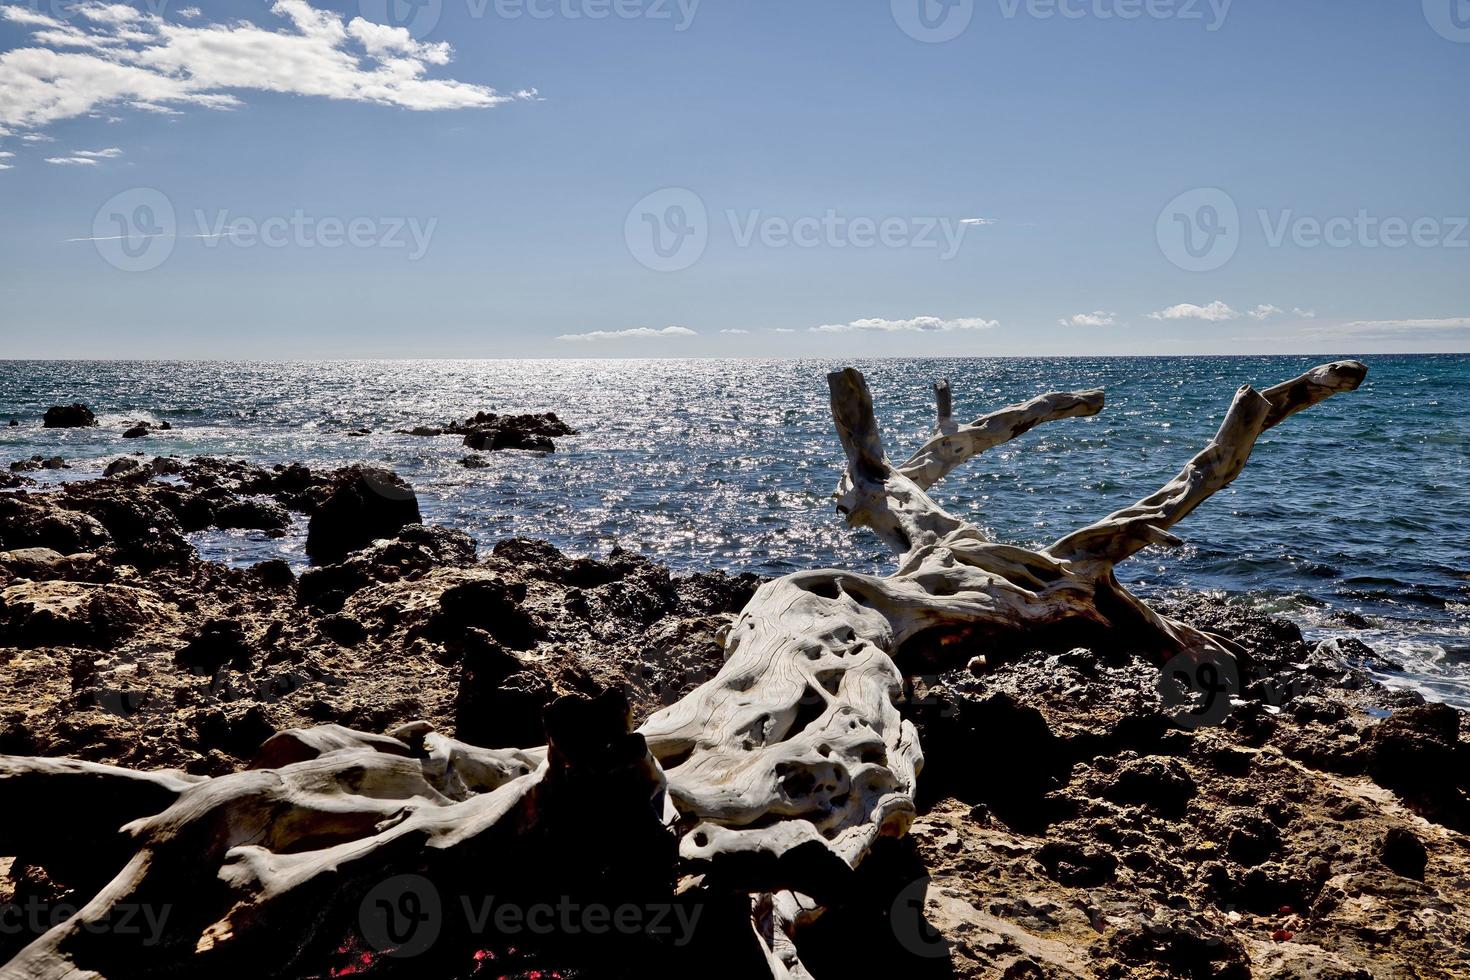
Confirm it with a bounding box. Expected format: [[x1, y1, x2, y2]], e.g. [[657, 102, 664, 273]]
[[304, 467, 421, 565], [42, 404, 96, 428], [0, 580, 168, 647]]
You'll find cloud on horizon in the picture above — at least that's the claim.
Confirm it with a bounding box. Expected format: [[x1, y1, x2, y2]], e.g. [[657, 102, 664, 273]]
[[1148, 300, 1240, 322], [811, 315, 998, 334], [556, 325, 698, 342], [1305, 316, 1470, 338], [1059, 311, 1117, 327], [0, 0, 527, 133]]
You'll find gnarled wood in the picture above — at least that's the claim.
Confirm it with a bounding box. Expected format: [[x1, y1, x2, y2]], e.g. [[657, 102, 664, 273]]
[[0, 360, 1366, 980]]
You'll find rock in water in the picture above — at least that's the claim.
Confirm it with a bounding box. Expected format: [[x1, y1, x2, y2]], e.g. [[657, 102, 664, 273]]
[[42, 404, 97, 428], [304, 466, 421, 565]]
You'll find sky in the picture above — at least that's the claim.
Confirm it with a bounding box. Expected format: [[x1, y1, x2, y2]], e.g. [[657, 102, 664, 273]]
[[0, 0, 1467, 358]]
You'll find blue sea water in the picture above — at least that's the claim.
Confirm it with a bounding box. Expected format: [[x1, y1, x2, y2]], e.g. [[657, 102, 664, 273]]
[[1, 356, 1467, 707]]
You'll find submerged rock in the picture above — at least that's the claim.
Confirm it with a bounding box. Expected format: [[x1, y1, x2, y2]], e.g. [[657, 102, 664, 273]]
[[303, 466, 421, 565], [42, 404, 96, 428]]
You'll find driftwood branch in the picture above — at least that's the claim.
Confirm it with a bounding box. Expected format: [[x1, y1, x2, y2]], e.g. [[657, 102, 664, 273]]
[[0, 360, 1367, 980]]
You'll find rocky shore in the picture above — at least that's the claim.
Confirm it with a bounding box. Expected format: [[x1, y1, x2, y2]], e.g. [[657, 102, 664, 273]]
[[1, 459, 1467, 978]]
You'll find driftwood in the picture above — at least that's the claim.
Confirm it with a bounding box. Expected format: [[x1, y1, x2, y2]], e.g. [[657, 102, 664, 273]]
[[0, 361, 1366, 979]]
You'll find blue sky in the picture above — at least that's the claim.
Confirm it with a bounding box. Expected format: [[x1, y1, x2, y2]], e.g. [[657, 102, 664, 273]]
[[0, 0, 1467, 357]]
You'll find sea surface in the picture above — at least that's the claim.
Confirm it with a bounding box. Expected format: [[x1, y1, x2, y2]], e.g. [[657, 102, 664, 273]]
[[2, 356, 1467, 708]]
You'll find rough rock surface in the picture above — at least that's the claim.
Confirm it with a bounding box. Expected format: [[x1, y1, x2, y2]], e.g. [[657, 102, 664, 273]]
[[41, 404, 95, 428], [0, 469, 1466, 979], [402, 410, 577, 452]]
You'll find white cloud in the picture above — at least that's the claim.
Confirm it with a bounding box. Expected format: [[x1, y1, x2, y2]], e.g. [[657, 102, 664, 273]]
[[719, 328, 749, 334], [811, 315, 998, 334], [1307, 317, 1470, 338], [1148, 300, 1239, 322], [45, 155, 100, 165], [556, 325, 698, 342], [20, 132, 56, 142], [1292, 307, 1317, 318], [0, 163, 11, 170], [0, 0, 523, 131], [1059, 311, 1117, 328], [0, 150, 12, 158], [959, 217, 996, 226], [76, 146, 122, 157], [177, 7, 201, 19], [1247, 304, 1283, 320]]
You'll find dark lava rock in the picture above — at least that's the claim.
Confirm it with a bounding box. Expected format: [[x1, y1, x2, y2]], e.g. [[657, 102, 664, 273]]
[[0, 496, 112, 554], [319, 613, 367, 647], [214, 499, 291, 533], [1379, 827, 1428, 879], [1103, 756, 1197, 814], [460, 455, 490, 469], [456, 635, 552, 749], [10, 456, 68, 472], [1109, 911, 1250, 980], [462, 428, 554, 452], [1366, 703, 1462, 790], [0, 583, 151, 648], [298, 523, 475, 611], [104, 457, 143, 478], [304, 466, 421, 565], [122, 423, 152, 439], [1035, 840, 1118, 886], [250, 559, 296, 589], [43, 404, 97, 428], [175, 618, 254, 673], [432, 577, 542, 649]]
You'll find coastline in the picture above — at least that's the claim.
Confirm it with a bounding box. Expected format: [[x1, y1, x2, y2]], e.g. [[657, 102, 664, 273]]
[[2, 455, 1467, 977]]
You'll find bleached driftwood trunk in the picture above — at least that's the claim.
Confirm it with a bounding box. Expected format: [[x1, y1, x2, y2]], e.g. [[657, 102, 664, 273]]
[[0, 361, 1366, 979]]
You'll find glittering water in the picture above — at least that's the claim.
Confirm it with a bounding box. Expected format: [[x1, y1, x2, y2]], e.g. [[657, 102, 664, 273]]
[[2, 356, 1467, 707]]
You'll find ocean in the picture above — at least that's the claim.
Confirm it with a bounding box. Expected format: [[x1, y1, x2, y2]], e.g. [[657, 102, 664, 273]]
[[2, 355, 1466, 708]]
